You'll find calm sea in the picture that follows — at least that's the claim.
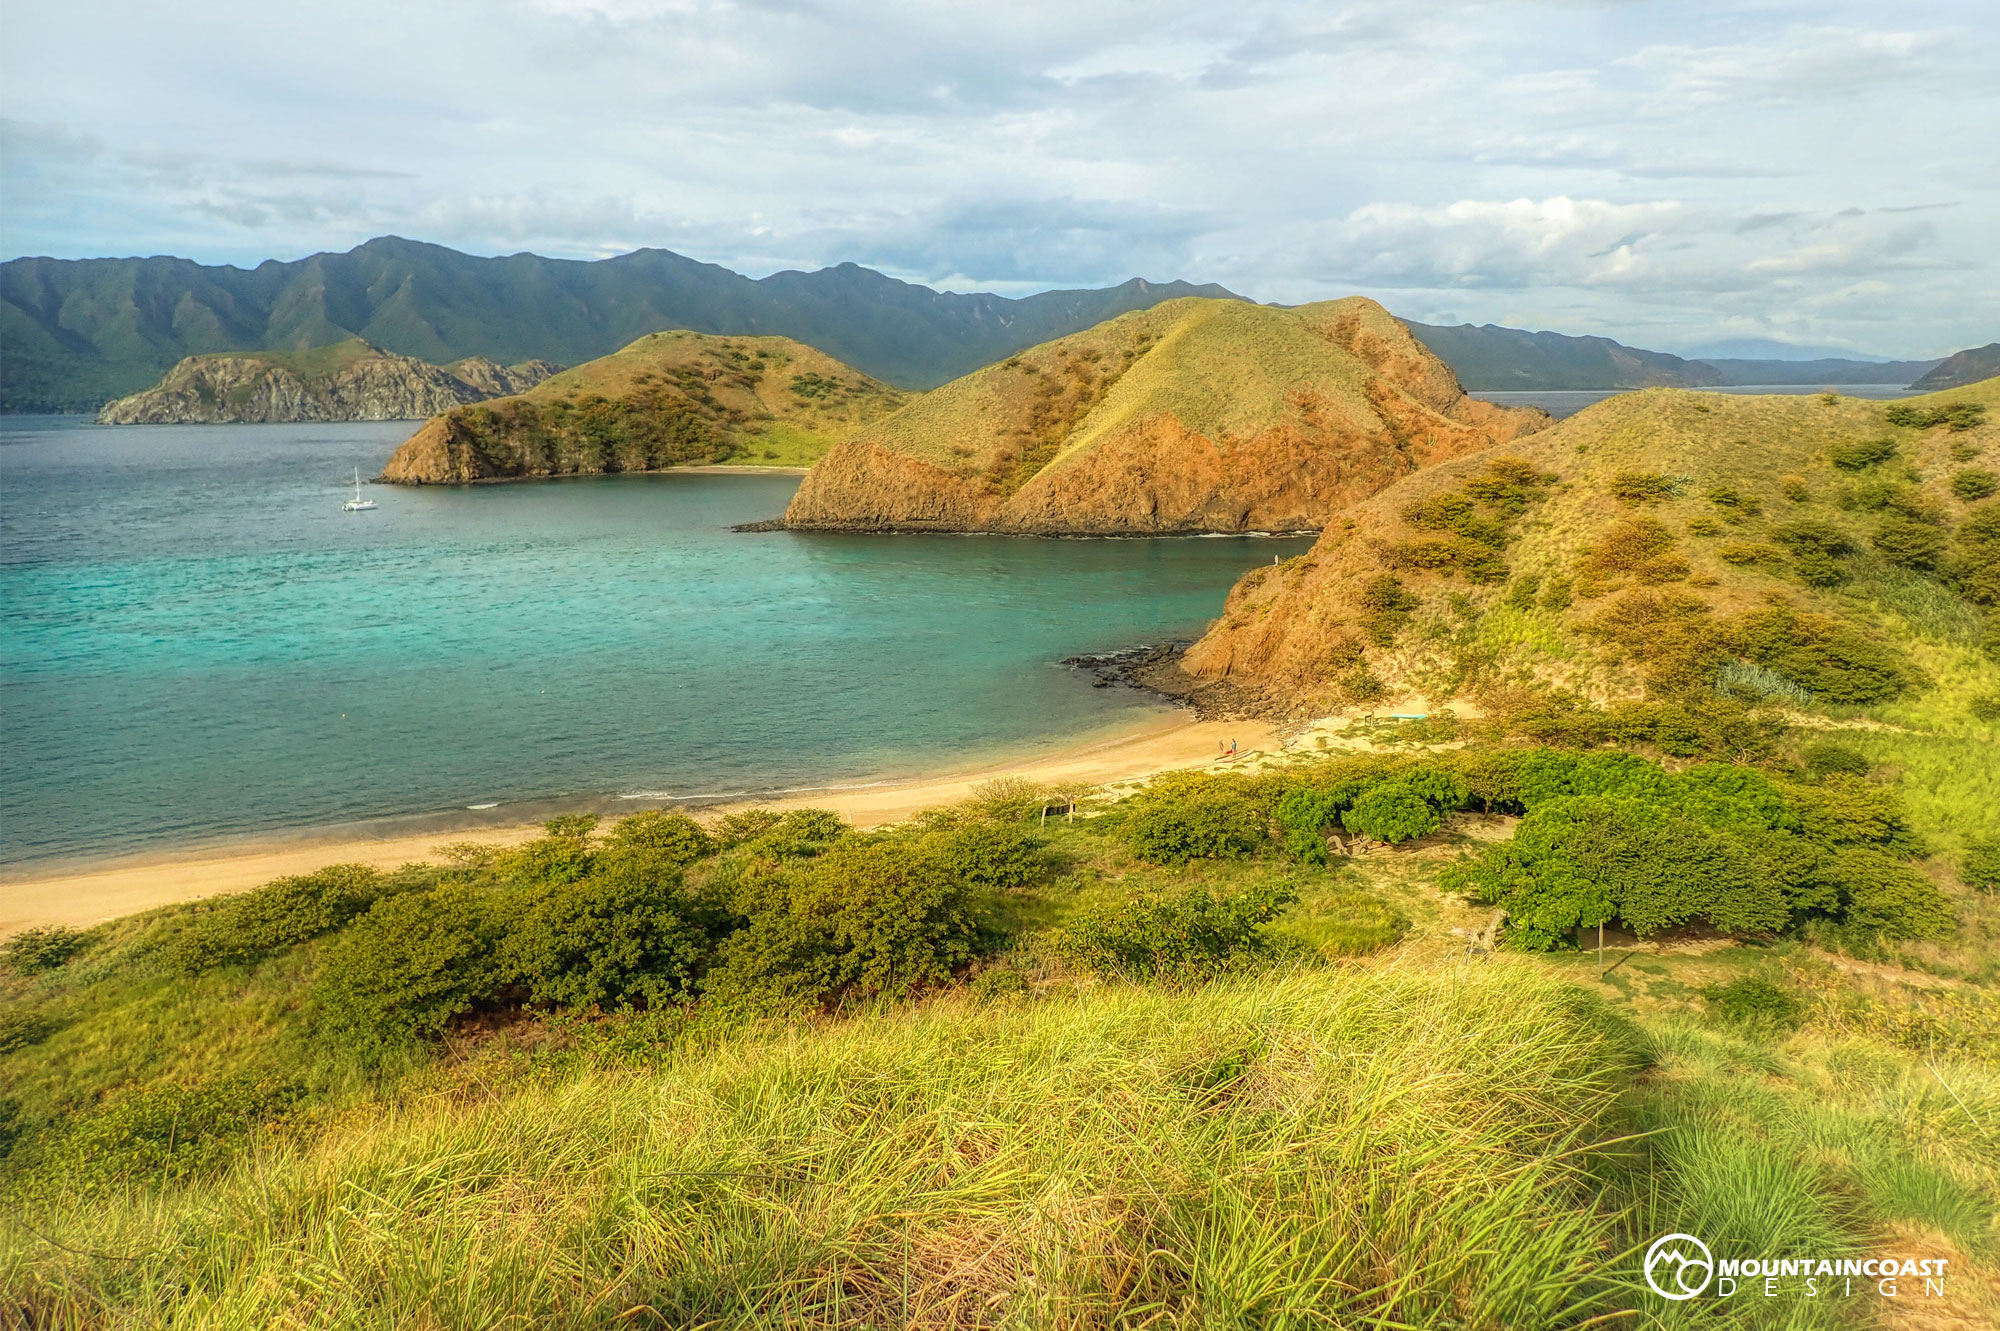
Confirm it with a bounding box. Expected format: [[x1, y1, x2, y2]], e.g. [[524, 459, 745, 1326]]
[[0, 418, 1308, 867]]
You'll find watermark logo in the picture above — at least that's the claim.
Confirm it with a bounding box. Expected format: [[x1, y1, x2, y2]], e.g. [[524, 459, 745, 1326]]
[[1644, 1233, 1715, 1301]]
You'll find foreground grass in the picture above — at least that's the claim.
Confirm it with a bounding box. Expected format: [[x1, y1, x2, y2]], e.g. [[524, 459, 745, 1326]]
[[6, 965, 1645, 1329]]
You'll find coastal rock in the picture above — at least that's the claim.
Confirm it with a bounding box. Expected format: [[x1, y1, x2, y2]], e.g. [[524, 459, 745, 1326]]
[[97, 341, 559, 424], [781, 297, 1550, 536]]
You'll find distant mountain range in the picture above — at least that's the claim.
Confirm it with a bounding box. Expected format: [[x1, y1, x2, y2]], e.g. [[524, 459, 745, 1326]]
[[0, 237, 1236, 413], [1, 236, 1981, 413], [1406, 321, 1943, 392], [1913, 343, 2000, 391]]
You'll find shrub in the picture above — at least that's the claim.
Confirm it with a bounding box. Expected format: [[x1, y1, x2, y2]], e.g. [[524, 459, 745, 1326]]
[[1872, 517, 1948, 571], [313, 886, 506, 1049], [1731, 608, 1918, 705], [1383, 536, 1509, 584], [1814, 847, 1953, 940], [706, 836, 993, 1013], [1578, 517, 1688, 588], [1120, 776, 1265, 866], [1971, 695, 2000, 723], [1789, 775, 1924, 856], [1781, 475, 1811, 502], [1802, 742, 1870, 778], [1952, 503, 2000, 604], [1963, 838, 2000, 892], [965, 777, 1049, 823], [748, 808, 851, 859], [496, 833, 596, 885], [599, 811, 715, 874], [1716, 541, 1782, 566], [1885, 402, 1986, 432], [713, 808, 782, 848], [1701, 976, 1803, 1030], [162, 864, 386, 973], [923, 822, 1046, 889], [1343, 784, 1442, 843], [1052, 881, 1299, 982], [1402, 491, 1506, 545], [1687, 516, 1723, 537], [1706, 484, 1759, 515], [1831, 437, 1897, 470], [1358, 573, 1421, 645], [0, 926, 91, 974], [1950, 469, 1999, 502], [500, 874, 716, 1010], [1610, 471, 1676, 505], [1444, 791, 1792, 949], [1771, 519, 1856, 558], [0, 1008, 56, 1054], [1274, 786, 1350, 864]]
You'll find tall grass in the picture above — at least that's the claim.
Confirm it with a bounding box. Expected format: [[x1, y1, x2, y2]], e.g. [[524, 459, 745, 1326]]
[[5, 965, 1644, 1329]]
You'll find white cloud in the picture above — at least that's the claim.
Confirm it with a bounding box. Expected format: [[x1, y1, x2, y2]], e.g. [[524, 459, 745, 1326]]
[[1, 0, 1995, 353]]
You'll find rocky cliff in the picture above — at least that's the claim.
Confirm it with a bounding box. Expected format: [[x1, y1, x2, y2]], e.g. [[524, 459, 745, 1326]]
[[1911, 344, 2000, 391], [781, 297, 1549, 536], [381, 331, 905, 483], [97, 341, 558, 424]]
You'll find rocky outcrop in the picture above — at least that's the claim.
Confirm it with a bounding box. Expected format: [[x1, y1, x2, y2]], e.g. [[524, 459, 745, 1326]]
[[781, 297, 1549, 536], [96, 342, 559, 424]]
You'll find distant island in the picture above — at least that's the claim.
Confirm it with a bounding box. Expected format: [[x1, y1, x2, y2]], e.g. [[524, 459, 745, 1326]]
[[380, 331, 904, 481], [97, 341, 559, 424], [1913, 343, 2000, 391], [782, 296, 1546, 535]]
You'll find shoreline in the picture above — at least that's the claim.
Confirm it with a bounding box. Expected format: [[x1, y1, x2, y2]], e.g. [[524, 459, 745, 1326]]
[[0, 711, 1285, 937]]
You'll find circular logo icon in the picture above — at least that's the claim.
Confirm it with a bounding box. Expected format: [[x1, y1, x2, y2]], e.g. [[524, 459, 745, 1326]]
[[1644, 1233, 1715, 1300]]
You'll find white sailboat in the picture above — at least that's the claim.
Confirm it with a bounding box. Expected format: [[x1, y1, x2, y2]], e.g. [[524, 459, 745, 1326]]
[[342, 467, 378, 512]]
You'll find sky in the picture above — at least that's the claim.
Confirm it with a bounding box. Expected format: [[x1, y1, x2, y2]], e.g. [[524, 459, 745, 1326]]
[[2, 0, 1995, 358]]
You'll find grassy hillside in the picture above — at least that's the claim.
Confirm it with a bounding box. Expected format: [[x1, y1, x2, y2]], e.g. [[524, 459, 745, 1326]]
[[380, 331, 906, 482], [1186, 380, 2000, 784], [784, 296, 1547, 534], [0, 238, 1237, 412], [7, 732, 1999, 1326]]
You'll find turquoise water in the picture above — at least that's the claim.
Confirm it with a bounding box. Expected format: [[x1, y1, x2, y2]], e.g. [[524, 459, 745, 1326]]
[[0, 418, 1307, 865]]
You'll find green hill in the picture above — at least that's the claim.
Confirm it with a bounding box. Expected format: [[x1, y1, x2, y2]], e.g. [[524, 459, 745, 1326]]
[[1185, 379, 2000, 770], [1914, 343, 2000, 391], [380, 331, 905, 482], [784, 297, 1548, 534], [0, 237, 1238, 412]]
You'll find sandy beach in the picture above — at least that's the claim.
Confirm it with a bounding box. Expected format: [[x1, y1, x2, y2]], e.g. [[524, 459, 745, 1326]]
[[0, 713, 1283, 937]]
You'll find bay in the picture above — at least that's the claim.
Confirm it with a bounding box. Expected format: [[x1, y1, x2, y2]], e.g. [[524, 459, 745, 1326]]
[[0, 418, 1307, 865]]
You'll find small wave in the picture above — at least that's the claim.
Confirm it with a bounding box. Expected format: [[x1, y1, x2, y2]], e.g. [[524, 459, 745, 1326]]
[[465, 802, 499, 810], [619, 776, 908, 802]]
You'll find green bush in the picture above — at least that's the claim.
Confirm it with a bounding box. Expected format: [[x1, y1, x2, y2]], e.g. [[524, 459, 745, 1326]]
[[1813, 847, 1953, 940], [1609, 471, 1676, 505], [499, 873, 716, 1010], [598, 811, 715, 876], [312, 886, 506, 1050], [922, 822, 1046, 889], [1731, 608, 1919, 705], [0, 926, 91, 974], [1962, 838, 2000, 892], [1802, 742, 1871, 778], [1950, 468, 1998, 502], [1119, 775, 1265, 866], [1358, 573, 1421, 645], [162, 864, 386, 973], [1952, 503, 2000, 604], [705, 836, 992, 1015], [1052, 881, 1299, 981], [1789, 774, 1925, 856], [1701, 976, 1803, 1030], [713, 808, 782, 848], [1970, 694, 2000, 723], [496, 831, 596, 885], [1830, 437, 1897, 470], [964, 777, 1050, 822], [1444, 793, 1792, 949], [1340, 769, 1467, 844], [748, 808, 851, 859], [1274, 786, 1349, 864], [1871, 516, 1948, 571], [1885, 402, 1985, 431], [0, 1008, 57, 1054], [1771, 518, 1856, 558]]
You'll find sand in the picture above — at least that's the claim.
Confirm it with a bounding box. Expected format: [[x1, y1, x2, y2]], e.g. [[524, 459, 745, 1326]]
[[0, 714, 1283, 938]]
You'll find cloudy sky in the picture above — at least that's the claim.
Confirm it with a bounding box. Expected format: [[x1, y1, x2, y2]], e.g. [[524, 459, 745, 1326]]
[[3, 0, 1995, 356]]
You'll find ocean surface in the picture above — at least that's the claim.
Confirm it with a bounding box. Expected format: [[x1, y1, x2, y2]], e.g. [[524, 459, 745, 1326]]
[[1472, 383, 1921, 419], [0, 418, 1310, 867]]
